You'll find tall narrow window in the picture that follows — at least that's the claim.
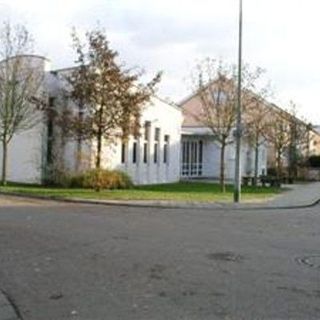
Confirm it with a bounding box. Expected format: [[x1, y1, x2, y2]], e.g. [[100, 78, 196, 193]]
[[199, 140, 203, 163], [143, 143, 148, 163], [154, 128, 160, 163], [198, 140, 203, 176], [143, 121, 151, 164], [154, 143, 158, 163], [121, 142, 126, 164], [132, 141, 137, 164], [163, 135, 170, 164], [144, 121, 151, 140]]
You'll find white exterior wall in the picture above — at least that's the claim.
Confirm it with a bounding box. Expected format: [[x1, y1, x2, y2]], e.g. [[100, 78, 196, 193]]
[[0, 55, 49, 184], [96, 97, 183, 185], [45, 68, 183, 185], [0, 122, 45, 183]]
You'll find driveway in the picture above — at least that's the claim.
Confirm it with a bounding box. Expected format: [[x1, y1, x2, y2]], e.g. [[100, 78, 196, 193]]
[[0, 196, 320, 319]]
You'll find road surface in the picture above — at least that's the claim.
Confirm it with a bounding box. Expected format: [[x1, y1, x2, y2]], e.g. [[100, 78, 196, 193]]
[[0, 196, 319, 319]]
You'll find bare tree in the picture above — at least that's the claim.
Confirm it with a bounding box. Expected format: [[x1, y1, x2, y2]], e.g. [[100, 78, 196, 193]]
[[286, 102, 311, 179], [191, 59, 266, 192], [68, 28, 161, 170], [264, 109, 291, 178], [264, 102, 311, 180], [243, 84, 272, 185], [0, 22, 43, 185]]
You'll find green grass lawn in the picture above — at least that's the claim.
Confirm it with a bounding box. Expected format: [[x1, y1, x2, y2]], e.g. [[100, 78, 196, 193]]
[[0, 181, 282, 203]]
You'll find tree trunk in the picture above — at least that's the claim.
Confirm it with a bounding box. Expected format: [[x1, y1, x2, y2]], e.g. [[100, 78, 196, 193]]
[[96, 134, 102, 170], [75, 104, 84, 172], [276, 150, 282, 179], [95, 106, 103, 170], [253, 143, 259, 186], [1, 140, 8, 186], [75, 137, 82, 172], [220, 143, 226, 193]]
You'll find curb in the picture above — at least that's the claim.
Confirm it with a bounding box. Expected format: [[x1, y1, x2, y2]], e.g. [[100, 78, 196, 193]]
[[0, 290, 20, 320], [0, 191, 320, 211]]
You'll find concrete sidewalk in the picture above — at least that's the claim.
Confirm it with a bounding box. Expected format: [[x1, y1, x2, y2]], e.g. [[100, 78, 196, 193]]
[[1, 182, 320, 211], [0, 291, 19, 320], [261, 181, 320, 208]]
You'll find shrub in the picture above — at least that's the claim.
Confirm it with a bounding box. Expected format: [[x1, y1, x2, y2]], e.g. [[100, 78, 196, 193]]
[[69, 169, 133, 190], [43, 166, 72, 188]]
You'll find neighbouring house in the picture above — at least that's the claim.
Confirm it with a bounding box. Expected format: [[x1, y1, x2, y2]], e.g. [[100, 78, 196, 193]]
[[265, 104, 320, 172], [179, 91, 268, 181], [309, 126, 320, 156]]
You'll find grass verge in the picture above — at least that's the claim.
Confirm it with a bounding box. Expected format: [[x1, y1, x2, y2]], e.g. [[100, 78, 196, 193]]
[[0, 181, 282, 203]]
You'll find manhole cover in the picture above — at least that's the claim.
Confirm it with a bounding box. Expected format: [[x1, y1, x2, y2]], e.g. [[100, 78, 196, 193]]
[[296, 256, 320, 269], [206, 252, 244, 262]]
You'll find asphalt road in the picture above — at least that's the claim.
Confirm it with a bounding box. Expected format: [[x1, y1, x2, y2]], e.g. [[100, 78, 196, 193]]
[[0, 196, 320, 320]]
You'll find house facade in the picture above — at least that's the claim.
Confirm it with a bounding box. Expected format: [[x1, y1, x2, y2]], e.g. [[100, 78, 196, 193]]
[[0, 55, 183, 185], [0, 55, 271, 185], [179, 92, 268, 180]]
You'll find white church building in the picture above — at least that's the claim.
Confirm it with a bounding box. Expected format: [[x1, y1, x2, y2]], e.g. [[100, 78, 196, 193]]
[[0, 55, 267, 185]]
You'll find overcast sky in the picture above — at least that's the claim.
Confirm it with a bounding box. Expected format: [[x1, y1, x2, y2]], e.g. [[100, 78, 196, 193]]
[[1, 0, 320, 124]]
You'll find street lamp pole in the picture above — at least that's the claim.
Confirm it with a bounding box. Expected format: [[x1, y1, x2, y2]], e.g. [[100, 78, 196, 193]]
[[234, 0, 243, 203]]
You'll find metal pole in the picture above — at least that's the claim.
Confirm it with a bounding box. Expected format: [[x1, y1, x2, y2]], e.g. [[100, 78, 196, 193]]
[[234, 0, 243, 203]]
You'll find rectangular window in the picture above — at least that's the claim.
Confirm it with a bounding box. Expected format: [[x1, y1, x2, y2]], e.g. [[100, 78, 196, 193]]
[[121, 142, 126, 164], [163, 144, 167, 163], [199, 140, 203, 163], [198, 140, 203, 176], [48, 97, 55, 108], [154, 128, 160, 164], [132, 142, 137, 164], [143, 142, 148, 163], [163, 135, 170, 164], [155, 127, 160, 141], [154, 143, 158, 163], [144, 121, 151, 141]]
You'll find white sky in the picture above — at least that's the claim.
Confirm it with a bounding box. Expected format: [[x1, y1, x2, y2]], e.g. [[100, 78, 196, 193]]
[[1, 0, 320, 124]]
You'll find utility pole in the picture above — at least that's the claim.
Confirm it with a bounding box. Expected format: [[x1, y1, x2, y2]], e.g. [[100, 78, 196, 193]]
[[234, 0, 243, 203]]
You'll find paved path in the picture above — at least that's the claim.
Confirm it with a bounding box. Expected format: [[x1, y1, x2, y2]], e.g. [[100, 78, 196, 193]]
[[0, 291, 19, 320], [262, 181, 320, 208]]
